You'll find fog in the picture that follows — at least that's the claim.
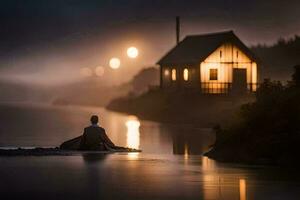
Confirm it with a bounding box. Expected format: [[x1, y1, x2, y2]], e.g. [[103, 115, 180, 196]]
[[0, 31, 159, 86], [0, 0, 299, 104], [1, 0, 300, 87]]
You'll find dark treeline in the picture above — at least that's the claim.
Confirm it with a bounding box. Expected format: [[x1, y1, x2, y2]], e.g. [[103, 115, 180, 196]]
[[251, 36, 300, 81], [206, 65, 300, 165]]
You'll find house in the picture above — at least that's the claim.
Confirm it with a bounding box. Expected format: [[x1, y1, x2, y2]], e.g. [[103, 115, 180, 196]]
[[157, 31, 259, 94]]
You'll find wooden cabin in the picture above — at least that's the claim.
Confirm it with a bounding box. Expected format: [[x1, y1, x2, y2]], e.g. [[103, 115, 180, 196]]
[[157, 31, 259, 94]]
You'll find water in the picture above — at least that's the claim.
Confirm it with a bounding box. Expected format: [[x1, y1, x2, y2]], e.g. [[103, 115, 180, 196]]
[[0, 102, 300, 200]]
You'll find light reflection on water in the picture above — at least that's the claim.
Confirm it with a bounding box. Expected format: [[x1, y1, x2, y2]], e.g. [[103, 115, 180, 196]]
[[121, 113, 248, 199], [125, 116, 140, 149], [1, 103, 300, 200], [239, 179, 247, 200], [127, 152, 140, 160]]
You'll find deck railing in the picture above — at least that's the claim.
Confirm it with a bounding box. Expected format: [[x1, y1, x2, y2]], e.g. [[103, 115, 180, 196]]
[[201, 82, 232, 94], [201, 82, 260, 94]]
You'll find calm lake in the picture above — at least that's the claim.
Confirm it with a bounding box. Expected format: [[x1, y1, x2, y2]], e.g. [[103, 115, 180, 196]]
[[0, 102, 300, 200]]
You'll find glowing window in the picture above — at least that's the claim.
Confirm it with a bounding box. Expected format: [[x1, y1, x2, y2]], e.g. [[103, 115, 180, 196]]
[[164, 69, 170, 76], [210, 69, 218, 80], [183, 68, 189, 81], [171, 69, 176, 81]]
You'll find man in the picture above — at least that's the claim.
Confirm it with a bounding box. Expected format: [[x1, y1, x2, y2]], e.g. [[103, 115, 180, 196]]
[[79, 115, 115, 151]]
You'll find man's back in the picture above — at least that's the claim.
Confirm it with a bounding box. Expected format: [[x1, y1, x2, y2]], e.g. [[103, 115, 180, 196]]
[[60, 115, 138, 151], [79, 126, 115, 150]]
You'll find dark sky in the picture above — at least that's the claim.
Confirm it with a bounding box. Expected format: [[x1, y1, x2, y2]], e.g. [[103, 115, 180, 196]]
[[0, 0, 299, 85]]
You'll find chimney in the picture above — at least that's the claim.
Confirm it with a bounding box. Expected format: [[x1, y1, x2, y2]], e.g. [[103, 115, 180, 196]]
[[176, 16, 180, 45]]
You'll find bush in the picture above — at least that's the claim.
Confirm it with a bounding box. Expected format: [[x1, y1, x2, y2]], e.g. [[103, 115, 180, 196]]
[[206, 65, 300, 165]]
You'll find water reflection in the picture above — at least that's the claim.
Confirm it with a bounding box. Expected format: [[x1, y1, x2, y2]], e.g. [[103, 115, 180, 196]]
[[239, 179, 247, 200], [81, 154, 108, 199], [127, 152, 139, 160], [202, 156, 216, 171], [1, 104, 297, 200], [172, 129, 214, 155], [82, 154, 107, 163], [184, 143, 189, 160], [125, 116, 140, 149], [202, 156, 221, 200], [202, 156, 248, 200]]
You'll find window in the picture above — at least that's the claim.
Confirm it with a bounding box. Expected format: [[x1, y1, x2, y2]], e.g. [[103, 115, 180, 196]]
[[183, 68, 189, 81], [210, 69, 218, 80], [220, 50, 222, 58], [164, 69, 170, 76], [171, 69, 176, 81], [236, 51, 239, 58]]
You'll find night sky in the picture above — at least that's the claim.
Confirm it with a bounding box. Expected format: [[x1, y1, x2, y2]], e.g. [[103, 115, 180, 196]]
[[0, 0, 299, 85]]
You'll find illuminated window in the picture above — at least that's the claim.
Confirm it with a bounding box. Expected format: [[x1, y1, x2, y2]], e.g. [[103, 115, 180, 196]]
[[210, 69, 218, 80], [164, 69, 170, 76], [183, 68, 189, 81], [171, 69, 176, 81]]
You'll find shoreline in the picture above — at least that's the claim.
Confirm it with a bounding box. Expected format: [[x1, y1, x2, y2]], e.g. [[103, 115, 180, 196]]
[[105, 90, 254, 128], [0, 147, 141, 156]]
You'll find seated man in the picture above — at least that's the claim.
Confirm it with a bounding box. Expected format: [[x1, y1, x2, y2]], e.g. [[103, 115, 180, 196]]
[[79, 115, 115, 151]]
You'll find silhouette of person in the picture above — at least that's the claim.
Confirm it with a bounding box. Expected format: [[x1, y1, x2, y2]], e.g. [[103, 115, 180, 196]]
[[79, 115, 115, 151]]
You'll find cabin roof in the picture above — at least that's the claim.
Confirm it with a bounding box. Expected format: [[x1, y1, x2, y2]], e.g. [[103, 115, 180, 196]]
[[157, 31, 259, 65]]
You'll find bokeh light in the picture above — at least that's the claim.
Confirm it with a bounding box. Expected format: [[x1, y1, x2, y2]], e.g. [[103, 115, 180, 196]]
[[109, 57, 121, 69], [80, 67, 93, 77], [127, 47, 139, 58], [95, 66, 105, 77]]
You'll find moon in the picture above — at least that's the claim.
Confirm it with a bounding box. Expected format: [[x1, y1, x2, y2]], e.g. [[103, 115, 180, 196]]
[[127, 47, 139, 58], [109, 58, 121, 69]]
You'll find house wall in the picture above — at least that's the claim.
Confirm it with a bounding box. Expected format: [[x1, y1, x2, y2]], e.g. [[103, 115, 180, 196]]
[[200, 43, 258, 93], [161, 65, 200, 89]]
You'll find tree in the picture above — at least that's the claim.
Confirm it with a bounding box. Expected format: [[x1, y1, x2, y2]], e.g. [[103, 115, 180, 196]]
[[292, 65, 300, 87]]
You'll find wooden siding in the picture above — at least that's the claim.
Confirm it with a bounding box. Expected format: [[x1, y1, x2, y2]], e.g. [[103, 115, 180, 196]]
[[200, 43, 258, 93]]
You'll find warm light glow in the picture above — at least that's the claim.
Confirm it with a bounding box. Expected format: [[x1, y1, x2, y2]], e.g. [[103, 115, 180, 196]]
[[80, 67, 93, 77], [200, 43, 258, 94], [127, 152, 139, 160], [202, 156, 216, 171], [95, 66, 105, 77], [183, 68, 189, 81], [171, 69, 176, 81], [164, 69, 170, 76], [126, 116, 140, 149], [239, 179, 247, 200], [127, 47, 139, 58], [251, 62, 257, 91], [109, 57, 121, 69], [184, 143, 189, 160]]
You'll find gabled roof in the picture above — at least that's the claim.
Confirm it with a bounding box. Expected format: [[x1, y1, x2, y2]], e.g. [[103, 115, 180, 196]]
[[157, 31, 258, 65]]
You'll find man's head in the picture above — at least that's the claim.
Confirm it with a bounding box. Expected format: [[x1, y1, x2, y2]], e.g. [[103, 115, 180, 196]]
[[90, 115, 99, 125]]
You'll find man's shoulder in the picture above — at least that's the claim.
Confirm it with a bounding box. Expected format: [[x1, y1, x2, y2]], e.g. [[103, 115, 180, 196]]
[[97, 126, 105, 132], [84, 126, 105, 131]]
